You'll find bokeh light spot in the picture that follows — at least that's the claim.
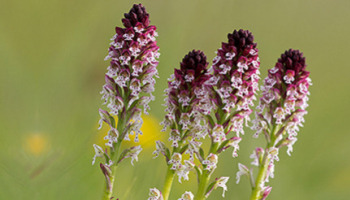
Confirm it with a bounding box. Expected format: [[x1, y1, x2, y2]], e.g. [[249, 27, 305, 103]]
[[23, 133, 49, 156]]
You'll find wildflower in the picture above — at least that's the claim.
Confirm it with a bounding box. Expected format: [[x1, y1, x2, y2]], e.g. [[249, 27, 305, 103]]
[[124, 145, 142, 165], [92, 144, 105, 165], [253, 49, 311, 153], [193, 30, 260, 200], [216, 136, 242, 158], [178, 191, 194, 200], [98, 108, 115, 130], [228, 137, 242, 157], [148, 188, 163, 200], [261, 186, 272, 200], [159, 50, 211, 177], [202, 153, 218, 171], [168, 153, 182, 170], [236, 163, 250, 184], [249, 147, 264, 166], [98, 3, 159, 147], [208, 29, 260, 156], [180, 160, 195, 182], [161, 50, 211, 135], [104, 128, 119, 148], [169, 129, 181, 147], [212, 124, 226, 143], [214, 177, 230, 197], [153, 141, 168, 159], [167, 154, 194, 183], [247, 49, 311, 200], [94, 4, 159, 199]]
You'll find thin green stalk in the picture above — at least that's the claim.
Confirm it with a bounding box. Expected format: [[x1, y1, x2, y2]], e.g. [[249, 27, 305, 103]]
[[161, 134, 185, 199], [209, 142, 219, 155], [101, 111, 126, 200], [162, 165, 176, 200], [102, 165, 117, 200], [249, 125, 280, 200], [194, 170, 211, 200], [194, 140, 218, 200], [249, 155, 270, 200]]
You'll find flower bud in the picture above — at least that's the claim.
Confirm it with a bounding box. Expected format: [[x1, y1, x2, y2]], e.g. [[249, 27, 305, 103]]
[[236, 163, 250, 184], [213, 176, 229, 197], [148, 188, 163, 200], [178, 191, 194, 200]]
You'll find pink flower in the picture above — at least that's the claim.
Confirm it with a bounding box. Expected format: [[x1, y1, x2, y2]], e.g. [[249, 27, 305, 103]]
[[208, 29, 260, 156], [95, 4, 159, 167], [99, 4, 160, 144], [161, 50, 211, 145], [253, 49, 311, 154]]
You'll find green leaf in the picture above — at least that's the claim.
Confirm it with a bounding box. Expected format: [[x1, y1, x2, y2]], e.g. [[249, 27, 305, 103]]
[[217, 139, 230, 153], [199, 147, 205, 160], [194, 166, 202, 183], [205, 181, 216, 198], [179, 144, 189, 154]]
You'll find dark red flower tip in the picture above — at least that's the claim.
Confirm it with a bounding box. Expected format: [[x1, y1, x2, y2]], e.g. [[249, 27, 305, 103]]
[[227, 29, 256, 50], [277, 49, 306, 74], [180, 50, 209, 76], [123, 4, 150, 28]]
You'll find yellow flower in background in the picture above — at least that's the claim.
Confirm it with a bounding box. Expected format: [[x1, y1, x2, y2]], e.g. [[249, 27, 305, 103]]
[[23, 133, 49, 156], [96, 114, 163, 150]]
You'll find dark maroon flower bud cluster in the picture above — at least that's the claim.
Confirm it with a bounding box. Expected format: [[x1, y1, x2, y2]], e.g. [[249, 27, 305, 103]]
[[179, 50, 210, 86], [227, 29, 255, 53], [123, 4, 150, 28]]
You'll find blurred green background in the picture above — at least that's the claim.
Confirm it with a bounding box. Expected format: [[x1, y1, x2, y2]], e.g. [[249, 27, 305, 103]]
[[1, 0, 349, 199]]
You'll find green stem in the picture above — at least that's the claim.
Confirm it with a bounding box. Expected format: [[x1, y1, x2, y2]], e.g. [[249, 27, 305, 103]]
[[194, 140, 218, 200], [250, 125, 280, 200], [209, 142, 219, 155], [194, 170, 211, 200], [249, 156, 270, 200], [101, 140, 122, 200], [162, 165, 176, 200], [102, 165, 117, 200], [161, 138, 186, 200], [101, 111, 126, 200]]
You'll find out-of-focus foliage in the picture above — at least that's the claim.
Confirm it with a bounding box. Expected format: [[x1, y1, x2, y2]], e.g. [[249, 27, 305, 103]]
[[0, 0, 349, 199]]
